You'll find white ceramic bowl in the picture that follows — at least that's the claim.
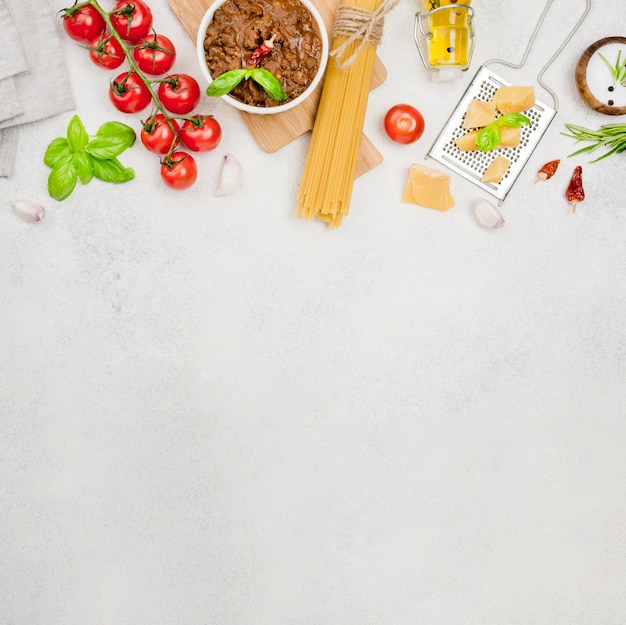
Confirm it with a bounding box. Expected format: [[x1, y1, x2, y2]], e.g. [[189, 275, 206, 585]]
[[196, 0, 329, 115]]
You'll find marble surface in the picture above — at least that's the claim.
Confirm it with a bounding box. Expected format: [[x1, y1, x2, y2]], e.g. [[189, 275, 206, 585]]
[[1, 0, 626, 623]]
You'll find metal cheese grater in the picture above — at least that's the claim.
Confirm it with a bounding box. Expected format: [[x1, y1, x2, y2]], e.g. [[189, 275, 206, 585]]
[[425, 0, 591, 204]]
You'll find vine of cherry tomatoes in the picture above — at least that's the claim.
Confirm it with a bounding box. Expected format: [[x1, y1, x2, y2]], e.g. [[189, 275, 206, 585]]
[[60, 0, 222, 190]]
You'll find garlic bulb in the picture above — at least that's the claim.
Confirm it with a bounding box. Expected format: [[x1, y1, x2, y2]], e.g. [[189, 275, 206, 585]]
[[215, 153, 243, 196], [472, 198, 504, 229], [11, 200, 46, 222]]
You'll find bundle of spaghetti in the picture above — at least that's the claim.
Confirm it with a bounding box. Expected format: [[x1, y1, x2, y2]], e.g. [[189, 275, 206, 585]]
[[296, 0, 397, 228]]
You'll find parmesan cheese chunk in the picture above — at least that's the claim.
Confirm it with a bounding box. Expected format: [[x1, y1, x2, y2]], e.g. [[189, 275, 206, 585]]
[[493, 86, 535, 114], [481, 156, 511, 183], [455, 126, 522, 151], [402, 163, 455, 211], [462, 98, 496, 128]]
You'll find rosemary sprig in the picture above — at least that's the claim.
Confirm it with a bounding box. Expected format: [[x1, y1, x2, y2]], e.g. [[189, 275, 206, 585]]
[[562, 123, 626, 161], [599, 50, 626, 87]]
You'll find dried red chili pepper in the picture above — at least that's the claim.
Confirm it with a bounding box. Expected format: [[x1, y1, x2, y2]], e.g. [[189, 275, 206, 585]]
[[535, 158, 560, 183], [247, 34, 276, 66], [565, 165, 585, 213]]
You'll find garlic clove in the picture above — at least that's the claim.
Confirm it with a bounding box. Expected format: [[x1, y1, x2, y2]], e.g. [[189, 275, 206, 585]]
[[472, 197, 504, 229], [215, 153, 243, 196], [11, 199, 46, 223]]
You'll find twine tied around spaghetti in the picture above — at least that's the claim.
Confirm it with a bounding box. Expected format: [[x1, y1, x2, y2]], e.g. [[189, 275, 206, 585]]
[[330, 0, 399, 69]]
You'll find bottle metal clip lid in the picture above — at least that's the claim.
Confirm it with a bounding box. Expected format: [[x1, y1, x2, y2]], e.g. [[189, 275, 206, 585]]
[[414, 4, 476, 80]]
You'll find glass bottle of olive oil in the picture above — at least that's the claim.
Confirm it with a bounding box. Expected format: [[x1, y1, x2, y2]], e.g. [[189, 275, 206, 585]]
[[415, 0, 475, 80]]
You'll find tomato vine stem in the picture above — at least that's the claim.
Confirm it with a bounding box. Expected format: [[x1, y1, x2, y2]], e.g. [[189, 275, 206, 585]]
[[69, 0, 182, 158]]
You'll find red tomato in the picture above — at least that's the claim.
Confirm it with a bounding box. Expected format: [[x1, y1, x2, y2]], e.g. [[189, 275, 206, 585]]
[[158, 74, 201, 115], [109, 71, 152, 113], [141, 114, 180, 154], [179, 116, 222, 152], [160, 152, 198, 190], [133, 33, 176, 76], [110, 0, 153, 43], [88, 34, 125, 70], [384, 104, 425, 144], [62, 5, 106, 42]]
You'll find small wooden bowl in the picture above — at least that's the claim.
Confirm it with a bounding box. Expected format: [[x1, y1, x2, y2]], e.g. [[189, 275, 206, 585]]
[[575, 36, 626, 115]]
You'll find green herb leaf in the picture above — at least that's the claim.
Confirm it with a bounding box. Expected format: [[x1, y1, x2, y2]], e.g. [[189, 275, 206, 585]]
[[206, 67, 288, 102], [96, 121, 136, 148], [91, 157, 135, 183], [67, 115, 89, 152], [495, 113, 531, 128], [86, 134, 135, 160], [476, 124, 501, 152], [44, 137, 72, 168], [599, 50, 626, 86], [43, 115, 136, 200], [73, 152, 94, 185], [250, 68, 288, 101], [563, 121, 626, 162], [48, 159, 77, 201], [206, 69, 247, 97]]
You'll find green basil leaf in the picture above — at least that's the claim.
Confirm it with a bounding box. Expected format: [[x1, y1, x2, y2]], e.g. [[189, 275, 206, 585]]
[[91, 157, 135, 183], [496, 113, 531, 128], [86, 135, 134, 160], [250, 68, 288, 101], [96, 121, 136, 148], [67, 114, 89, 152], [44, 137, 72, 168], [476, 124, 501, 152], [206, 69, 247, 97], [73, 151, 94, 184], [48, 159, 77, 201]]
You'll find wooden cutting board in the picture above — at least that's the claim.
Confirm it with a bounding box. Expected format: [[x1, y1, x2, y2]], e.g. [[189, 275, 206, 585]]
[[167, 0, 387, 177]]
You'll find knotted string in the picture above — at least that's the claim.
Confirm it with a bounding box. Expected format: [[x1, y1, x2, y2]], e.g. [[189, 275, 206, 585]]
[[330, 0, 399, 69]]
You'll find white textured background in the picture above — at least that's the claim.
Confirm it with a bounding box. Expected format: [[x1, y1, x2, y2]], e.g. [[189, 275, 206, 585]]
[[2, 0, 626, 623]]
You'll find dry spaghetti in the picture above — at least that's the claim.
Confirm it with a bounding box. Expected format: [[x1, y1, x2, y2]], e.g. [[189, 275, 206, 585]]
[[296, 0, 397, 228]]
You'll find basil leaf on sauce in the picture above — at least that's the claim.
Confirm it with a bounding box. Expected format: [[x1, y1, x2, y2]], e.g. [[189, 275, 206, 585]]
[[206, 68, 288, 102], [206, 69, 247, 97], [249, 68, 288, 101]]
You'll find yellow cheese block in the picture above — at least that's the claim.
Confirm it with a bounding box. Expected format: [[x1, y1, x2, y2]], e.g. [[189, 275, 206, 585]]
[[462, 98, 496, 129], [481, 156, 511, 183], [493, 86, 535, 114], [455, 126, 522, 151], [402, 163, 455, 211]]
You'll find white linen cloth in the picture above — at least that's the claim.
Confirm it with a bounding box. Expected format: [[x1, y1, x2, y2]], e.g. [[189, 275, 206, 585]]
[[0, 0, 75, 176]]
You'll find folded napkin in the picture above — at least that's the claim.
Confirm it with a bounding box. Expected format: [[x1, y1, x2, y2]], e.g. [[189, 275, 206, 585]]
[[0, 0, 75, 177]]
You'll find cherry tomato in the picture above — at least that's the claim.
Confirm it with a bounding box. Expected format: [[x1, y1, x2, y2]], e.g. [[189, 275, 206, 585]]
[[140, 114, 180, 154], [62, 5, 106, 42], [160, 152, 198, 190], [109, 71, 152, 113], [88, 34, 125, 70], [133, 33, 176, 76], [384, 104, 425, 144], [158, 74, 201, 115], [179, 116, 222, 152], [110, 0, 153, 43]]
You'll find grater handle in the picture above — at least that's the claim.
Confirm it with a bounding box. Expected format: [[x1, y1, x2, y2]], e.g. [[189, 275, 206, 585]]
[[536, 0, 591, 110], [483, 0, 591, 110]]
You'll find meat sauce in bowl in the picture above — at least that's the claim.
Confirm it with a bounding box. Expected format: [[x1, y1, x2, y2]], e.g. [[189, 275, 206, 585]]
[[200, 0, 326, 110]]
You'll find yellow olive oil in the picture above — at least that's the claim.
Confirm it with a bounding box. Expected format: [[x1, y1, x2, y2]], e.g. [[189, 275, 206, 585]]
[[425, 0, 473, 68]]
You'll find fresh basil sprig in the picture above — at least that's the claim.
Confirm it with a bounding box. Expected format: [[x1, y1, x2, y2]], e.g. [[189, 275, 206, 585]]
[[207, 68, 288, 102], [476, 112, 531, 152], [44, 115, 136, 201]]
